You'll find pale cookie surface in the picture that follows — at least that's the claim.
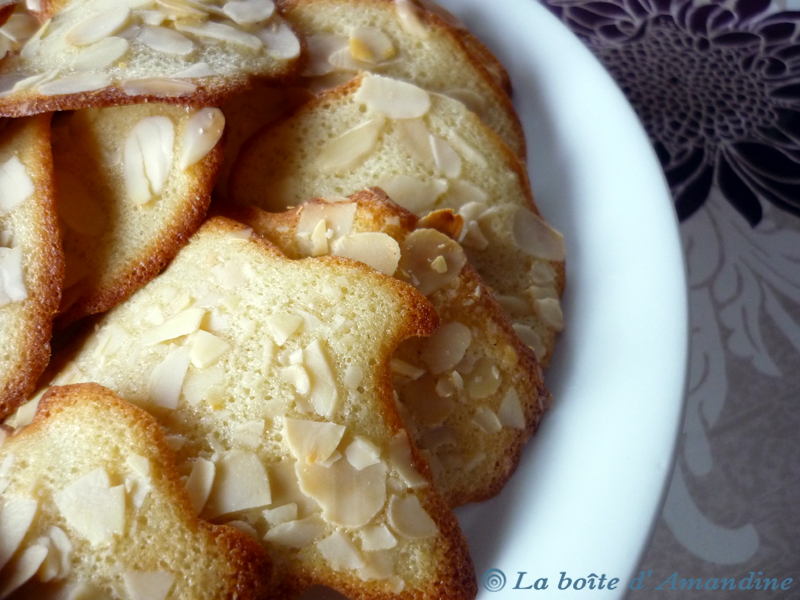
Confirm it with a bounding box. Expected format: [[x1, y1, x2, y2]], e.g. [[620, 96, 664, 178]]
[[54, 103, 224, 328], [49, 217, 477, 600], [227, 189, 551, 506], [0, 383, 272, 600], [0, 0, 302, 116], [229, 73, 565, 365], [0, 114, 63, 420]]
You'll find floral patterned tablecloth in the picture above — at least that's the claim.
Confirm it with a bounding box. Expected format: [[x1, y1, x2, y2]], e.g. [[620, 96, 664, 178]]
[[538, 0, 800, 596]]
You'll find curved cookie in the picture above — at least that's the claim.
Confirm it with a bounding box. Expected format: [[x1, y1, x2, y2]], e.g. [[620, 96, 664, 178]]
[[0, 382, 272, 600], [0, 114, 63, 420], [226, 189, 552, 506], [54, 103, 223, 328], [229, 73, 565, 365], [49, 217, 477, 600]]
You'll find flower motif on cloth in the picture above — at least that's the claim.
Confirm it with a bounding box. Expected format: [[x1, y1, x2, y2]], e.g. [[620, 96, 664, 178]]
[[546, 0, 800, 226]]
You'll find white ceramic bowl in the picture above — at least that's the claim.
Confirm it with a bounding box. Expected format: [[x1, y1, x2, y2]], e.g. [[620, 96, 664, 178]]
[[434, 1, 690, 598]]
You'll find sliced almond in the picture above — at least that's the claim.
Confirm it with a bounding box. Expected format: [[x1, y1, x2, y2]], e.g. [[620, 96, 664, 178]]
[[317, 531, 365, 571], [71, 36, 129, 71], [38, 72, 111, 95], [48, 527, 72, 579], [390, 358, 424, 380], [535, 297, 564, 331], [0, 155, 34, 212], [513, 323, 545, 360], [181, 364, 225, 406], [397, 228, 466, 295], [472, 406, 502, 434], [354, 74, 430, 119], [284, 418, 345, 464], [138, 24, 193, 54], [395, 0, 429, 38], [498, 388, 526, 430], [360, 524, 397, 551], [388, 431, 427, 488], [419, 322, 471, 374], [53, 468, 125, 546], [303, 33, 348, 76], [331, 232, 401, 276], [359, 550, 394, 581], [142, 307, 205, 345], [416, 209, 462, 240], [379, 175, 446, 213], [297, 202, 356, 244], [171, 62, 217, 78], [203, 450, 271, 519], [430, 135, 461, 178], [185, 458, 215, 515], [189, 330, 230, 368], [257, 20, 300, 59], [0, 496, 38, 570], [223, 0, 274, 24], [388, 495, 437, 539], [345, 437, 381, 470], [262, 503, 297, 527], [122, 571, 175, 600], [448, 132, 488, 168], [296, 459, 387, 528], [123, 116, 175, 205], [512, 207, 566, 261], [179, 107, 225, 170], [304, 339, 339, 418], [349, 26, 395, 63], [343, 364, 364, 389], [265, 312, 302, 345], [465, 358, 502, 400], [64, 7, 130, 46], [122, 78, 197, 97], [175, 20, 261, 49], [0, 246, 27, 307], [264, 514, 326, 547], [395, 118, 434, 167], [316, 116, 385, 174], [147, 346, 192, 409], [0, 544, 49, 598]]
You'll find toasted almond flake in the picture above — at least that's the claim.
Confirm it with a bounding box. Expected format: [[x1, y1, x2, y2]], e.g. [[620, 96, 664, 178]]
[[257, 19, 300, 58], [345, 437, 381, 470], [179, 107, 225, 170], [264, 514, 326, 547], [331, 232, 400, 276], [388, 495, 437, 539], [147, 346, 191, 409], [419, 322, 471, 374], [297, 202, 356, 245], [390, 358, 425, 380], [304, 339, 339, 418], [466, 358, 502, 399], [536, 298, 564, 330], [430, 135, 462, 178], [56, 169, 107, 236], [72, 36, 129, 71], [185, 458, 215, 515], [176, 20, 261, 49], [343, 364, 364, 389], [395, 0, 429, 38], [379, 174, 446, 213], [416, 208, 462, 239], [138, 24, 193, 54], [398, 228, 466, 295], [123, 116, 175, 205], [296, 459, 387, 528], [265, 312, 302, 346], [189, 329, 230, 368], [355, 74, 430, 119], [122, 77, 197, 97], [204, 450, 271, 519], [284, 418, 345, 464], [64, 7, 130, 46], [223, 0, 274, 24], [0, 246, 27, 307], [53, 468, 125, 545], [395, 118, 435, 166], [472, 406, 502, 433], [388, 431, 426, 488], [360, 524, 397, 551], [0, 496, 38, 570], [349, 26, 395, 63], [262, 503, 297, 527], [0, 544, 49, 598], [122, 571, 175, 600], [142, 307, 205, 345], [316, 116, 385, 173], [0, 155, 34, 212], [317, 531, 365, 572], [512, 207, 566, 260], [513, 323, 545, 360], [37, 72, 110, 95], [498, 388, 526, 430]]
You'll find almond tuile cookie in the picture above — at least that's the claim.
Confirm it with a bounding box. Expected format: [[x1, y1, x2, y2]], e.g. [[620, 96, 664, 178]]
[[0, 0, 304, 117], [224, 189, 552, 507], [53, 103, 224, 328], [47, 217, 477, 600], [0, 114, 63, 420], [228, 73, 565, 365], [0, 382, 273, 600]]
